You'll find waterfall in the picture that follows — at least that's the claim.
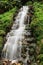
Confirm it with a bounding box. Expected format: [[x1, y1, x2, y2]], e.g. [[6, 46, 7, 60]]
[[2, 6, 29, 62]]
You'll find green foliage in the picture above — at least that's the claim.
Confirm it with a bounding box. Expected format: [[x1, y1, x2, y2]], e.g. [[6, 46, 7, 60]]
[[30, 2, 43, 64], [0, 30, 6, 36], [40, 43, 43, 54], [39, 62, 43, 65], [0, 7, 17, 32], [38, 54, 43, 61], [31, 2, 43, 41], [0, 7, 17, 52], [0, 0, 21, 13]]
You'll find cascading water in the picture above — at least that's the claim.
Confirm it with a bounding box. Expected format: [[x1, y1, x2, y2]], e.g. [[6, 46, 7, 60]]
[[2, 6, 29, 63]]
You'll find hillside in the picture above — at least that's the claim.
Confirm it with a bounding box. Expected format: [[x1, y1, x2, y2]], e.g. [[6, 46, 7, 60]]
[[0, 0, 43, 65]]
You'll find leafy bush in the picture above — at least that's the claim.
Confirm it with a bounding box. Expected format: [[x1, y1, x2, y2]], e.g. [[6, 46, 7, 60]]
[[0, 0, 20, 13], [0, 7, 17, 32], [30, 2, 43, 65], [38, 54, 43, 61], [31, 2, 43, 41], [0, 7, 17, 54], [40, 44, 43, 54], [0, 30, 6, 36]]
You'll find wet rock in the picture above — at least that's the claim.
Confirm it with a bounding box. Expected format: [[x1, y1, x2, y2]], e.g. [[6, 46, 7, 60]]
[[21, 45, 27, 53], [29, 43, 36, 48], [24, 31, 31, 37], [32, 63, 37, 65], [29, 48, 35, 55], [29, 55, 35, 62], [12, 24, 19, 30], [22, 40, 28, 45], [11, 63, 16, 65], [25, 38, 36, 43], [2, 62, 7, 65], [18, 61, 23, 65], [17, 63, 21, 65], [36, 46, 40, 55], [11, 60, 23, 65], [25, 26, 31, 30], [27, 60, 31, 65], [21, 54, 26, 59]]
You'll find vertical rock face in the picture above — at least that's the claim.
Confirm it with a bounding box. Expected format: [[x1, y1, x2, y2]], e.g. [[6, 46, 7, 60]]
[[21, 23, 37, 64], [1, 6, 37, 65], [2, 6, 29, 63], [20, 6, 37, 65]]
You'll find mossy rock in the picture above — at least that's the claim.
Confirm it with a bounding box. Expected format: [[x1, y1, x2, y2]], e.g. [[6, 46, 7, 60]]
[[29, 55, 35, 62], [40, 44, 43, 54], [29, 48, 35, 55], [0, 30, 6, 36], [39, 62, 43, 65], [0, 36, 4, 57], [0, 36, 3, 48], [37, 54, 43, 61]]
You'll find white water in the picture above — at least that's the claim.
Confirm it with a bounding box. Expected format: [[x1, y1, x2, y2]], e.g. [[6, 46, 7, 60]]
[[2, 6, 29, 62]]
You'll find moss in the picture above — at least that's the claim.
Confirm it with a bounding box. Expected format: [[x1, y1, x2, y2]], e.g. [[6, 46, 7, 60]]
[[0, 30, 6, 36], [0, 36, 3, 48]]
